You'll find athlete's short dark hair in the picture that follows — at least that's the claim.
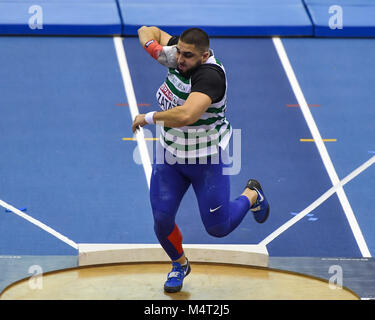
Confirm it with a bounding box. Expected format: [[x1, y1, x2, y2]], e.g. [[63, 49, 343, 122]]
[[179, 28, 209, 53]]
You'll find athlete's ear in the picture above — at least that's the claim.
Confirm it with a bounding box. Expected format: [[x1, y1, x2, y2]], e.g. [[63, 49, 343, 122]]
[[202, 50, 210, 62]]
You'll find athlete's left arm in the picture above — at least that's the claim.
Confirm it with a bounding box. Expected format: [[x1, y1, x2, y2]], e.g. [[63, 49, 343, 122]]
[[131, 92, 211, 133]]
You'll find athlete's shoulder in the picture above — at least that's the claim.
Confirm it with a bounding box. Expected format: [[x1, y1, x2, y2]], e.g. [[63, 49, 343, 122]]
[[198, 63, 224, 74], [198, 53, 225, 76], [193, 62, 225, 83]]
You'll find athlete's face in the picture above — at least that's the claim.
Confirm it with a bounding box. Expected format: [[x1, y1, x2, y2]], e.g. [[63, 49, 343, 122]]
[[176, 41, 209, 74]]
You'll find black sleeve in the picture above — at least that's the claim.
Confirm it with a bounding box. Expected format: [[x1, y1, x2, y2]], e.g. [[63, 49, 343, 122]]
[[190, 65, 226, 104], [167, 36, 179, 46]]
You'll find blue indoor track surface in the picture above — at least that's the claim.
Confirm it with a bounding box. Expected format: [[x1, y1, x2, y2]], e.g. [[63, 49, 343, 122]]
[[0, 37, 155, 255], [1, 36, 373, 258], [282, 38, 375, 256]]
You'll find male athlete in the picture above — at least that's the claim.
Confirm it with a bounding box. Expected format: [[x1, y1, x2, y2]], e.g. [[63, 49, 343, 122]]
[[132, 26, 270, 293]]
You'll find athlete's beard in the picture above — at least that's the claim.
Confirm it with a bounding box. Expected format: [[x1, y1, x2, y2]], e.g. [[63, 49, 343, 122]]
[[177, 60, 202, 78]]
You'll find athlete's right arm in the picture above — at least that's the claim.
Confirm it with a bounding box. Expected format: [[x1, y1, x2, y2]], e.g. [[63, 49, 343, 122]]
[[137, 26, 178, 68], [138, 26, 172, 47]]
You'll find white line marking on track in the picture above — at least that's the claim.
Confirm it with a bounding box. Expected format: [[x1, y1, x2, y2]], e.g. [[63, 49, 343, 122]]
[[0, 200, 78, 250], [259, 155, 375, 251], [113, 36, 152, 188], [272, 37, 371, 257]]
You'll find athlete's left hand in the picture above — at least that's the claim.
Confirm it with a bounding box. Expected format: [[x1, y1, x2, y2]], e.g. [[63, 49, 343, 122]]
[[132, 114, 147, 133]]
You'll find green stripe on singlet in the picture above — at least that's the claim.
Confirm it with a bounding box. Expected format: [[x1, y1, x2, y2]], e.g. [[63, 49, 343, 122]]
[[163, 115, 225, 131], [188, 115, 225, 127], [165, 78, 189, 100], [163, 121, 228, 139], [206, 104, 226, 114], [162, 123, 232, 151], [168, 69, 190, 84]]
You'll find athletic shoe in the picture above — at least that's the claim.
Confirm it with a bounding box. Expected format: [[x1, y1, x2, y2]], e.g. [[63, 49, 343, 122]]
[[245, 179, 270, 223], [164, 259, 191, 293]]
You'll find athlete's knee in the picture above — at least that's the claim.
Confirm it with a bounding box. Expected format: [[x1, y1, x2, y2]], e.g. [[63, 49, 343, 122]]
[[150, 190, 180, 216], [205, 223, 230, 238], [153, 209, 175, 237]]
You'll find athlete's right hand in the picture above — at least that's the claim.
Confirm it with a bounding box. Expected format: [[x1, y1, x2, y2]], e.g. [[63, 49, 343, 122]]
[[132, 114, 147, 134], [157, 45, 178, 68]]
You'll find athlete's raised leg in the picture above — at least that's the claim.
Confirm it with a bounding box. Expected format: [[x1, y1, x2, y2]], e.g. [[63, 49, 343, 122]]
[[188, 149, 269, 237], [179, 148, 248, 237]]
